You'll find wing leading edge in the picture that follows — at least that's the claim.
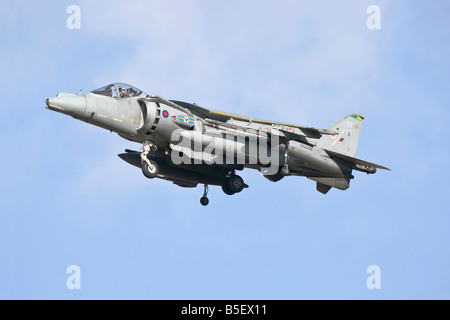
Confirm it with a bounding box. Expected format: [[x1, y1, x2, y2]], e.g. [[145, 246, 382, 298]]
[[170, 100, 337, 139]]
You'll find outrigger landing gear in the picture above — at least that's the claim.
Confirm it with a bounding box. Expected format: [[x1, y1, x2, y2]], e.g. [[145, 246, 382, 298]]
[[200, 185, 209, 206], [140, 140, 159, 179], [280, 165, 290, 176], [280, 144, 290, 176]]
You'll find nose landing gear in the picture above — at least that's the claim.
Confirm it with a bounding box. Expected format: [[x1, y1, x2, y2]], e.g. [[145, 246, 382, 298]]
[[142, 159, 159, 179], [141, 140, 159, 179]]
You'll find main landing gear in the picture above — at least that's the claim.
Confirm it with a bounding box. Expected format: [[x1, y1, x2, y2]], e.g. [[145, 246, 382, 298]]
[[221, 174, 246, 196], [200, 174, 248, 206], [141, 140, 159, 179]]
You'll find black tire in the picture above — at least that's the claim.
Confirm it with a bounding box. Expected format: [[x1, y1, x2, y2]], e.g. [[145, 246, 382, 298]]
[[221, 183, 235, 195], [226, 175, 244, 193], [200, 197, 209, 206], [142, 160, 159, 179]]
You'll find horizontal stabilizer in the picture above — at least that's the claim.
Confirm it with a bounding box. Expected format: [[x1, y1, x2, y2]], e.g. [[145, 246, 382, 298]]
[[325, 149, 390, 172]]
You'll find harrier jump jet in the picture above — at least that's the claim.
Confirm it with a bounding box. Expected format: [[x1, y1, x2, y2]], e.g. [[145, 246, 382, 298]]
[[46, 83, 390, 205]]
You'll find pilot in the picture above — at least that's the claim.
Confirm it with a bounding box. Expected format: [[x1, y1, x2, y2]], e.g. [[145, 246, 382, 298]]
[[119, 87, 126, 98]]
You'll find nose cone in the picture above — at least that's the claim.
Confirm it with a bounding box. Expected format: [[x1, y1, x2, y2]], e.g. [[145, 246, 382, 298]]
[[46, 93, 86, 118]]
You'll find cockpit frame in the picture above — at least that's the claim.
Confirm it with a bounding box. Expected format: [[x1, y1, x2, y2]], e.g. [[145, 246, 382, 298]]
[[91, 83, 143, 99]]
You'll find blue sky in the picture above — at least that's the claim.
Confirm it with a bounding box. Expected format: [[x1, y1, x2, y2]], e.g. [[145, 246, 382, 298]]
[[1, 0, 449, 299]]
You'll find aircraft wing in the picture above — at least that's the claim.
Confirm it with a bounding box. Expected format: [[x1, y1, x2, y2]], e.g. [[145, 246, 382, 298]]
[[170, 100, 337, 139]]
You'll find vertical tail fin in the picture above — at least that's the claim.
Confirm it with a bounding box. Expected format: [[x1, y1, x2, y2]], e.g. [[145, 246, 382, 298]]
[[319, 114, 364, 157]]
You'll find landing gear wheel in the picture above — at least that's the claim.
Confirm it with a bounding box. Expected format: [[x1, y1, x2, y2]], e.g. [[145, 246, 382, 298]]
[[142, 159, 159, 179], [140, 140, 158, 179], [280, 165, 290, 176], [226, 175, 244, 193], [221, 183, 236, 195], [200, 196, 209, 206], [200, 185, 210, 206]]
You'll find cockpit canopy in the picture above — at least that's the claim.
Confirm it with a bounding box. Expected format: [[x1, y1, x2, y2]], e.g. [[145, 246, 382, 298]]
[[91, 83, 143, 99]]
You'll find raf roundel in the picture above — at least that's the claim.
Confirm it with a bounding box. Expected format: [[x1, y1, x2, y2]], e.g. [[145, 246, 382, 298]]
[[162, 110, 169, 118]]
